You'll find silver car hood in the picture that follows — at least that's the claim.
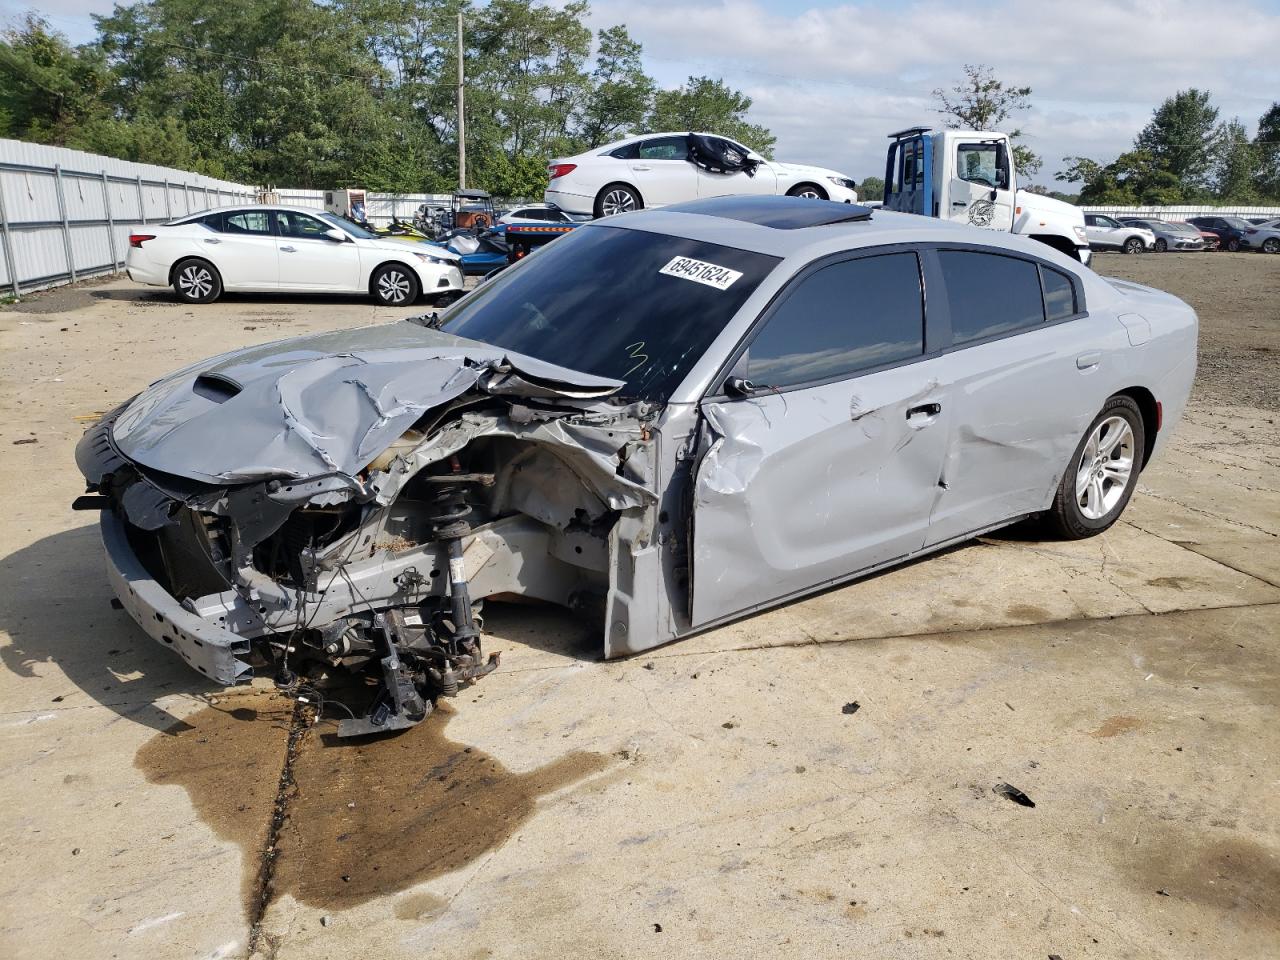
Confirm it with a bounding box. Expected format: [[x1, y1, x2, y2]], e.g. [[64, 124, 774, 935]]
[[109, 322, 624, 484]]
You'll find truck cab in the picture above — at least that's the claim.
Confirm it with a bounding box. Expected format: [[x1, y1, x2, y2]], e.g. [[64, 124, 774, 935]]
[[882, 127, 1090, 264]]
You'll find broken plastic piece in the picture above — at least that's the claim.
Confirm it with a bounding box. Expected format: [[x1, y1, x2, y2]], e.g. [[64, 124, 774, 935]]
[[993, 782, 1035, 807]]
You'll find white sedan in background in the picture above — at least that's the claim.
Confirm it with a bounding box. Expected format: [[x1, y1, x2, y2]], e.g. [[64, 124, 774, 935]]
[[545, 132, 859, 217], [126, 206, 464, 305]]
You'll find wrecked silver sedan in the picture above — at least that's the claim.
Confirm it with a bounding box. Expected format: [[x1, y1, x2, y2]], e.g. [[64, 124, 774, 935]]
[[76, 195, 1197, 734]]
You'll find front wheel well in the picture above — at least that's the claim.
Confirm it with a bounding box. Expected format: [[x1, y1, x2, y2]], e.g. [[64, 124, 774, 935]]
[[787, 182, 829, 200], [368, 260, 418, 295], [1115, 386, 1159, 470]]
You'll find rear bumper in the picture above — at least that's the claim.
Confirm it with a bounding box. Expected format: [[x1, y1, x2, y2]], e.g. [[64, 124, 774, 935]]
[[125, 250, 168, 286], [544, 187, 594, 217], [100, 511, 253, 685]]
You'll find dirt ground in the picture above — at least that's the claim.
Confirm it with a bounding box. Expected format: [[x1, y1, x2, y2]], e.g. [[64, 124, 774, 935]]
[[1090, 251, 1280, 410], [1, 258, 1278, 960]]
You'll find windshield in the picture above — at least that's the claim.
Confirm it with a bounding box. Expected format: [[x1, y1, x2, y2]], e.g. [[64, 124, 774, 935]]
[[439, 225, 779, 400], [322, 211, 377, 239], [1221, 217, 1252, 229], [1168, 222, 1199, 235]]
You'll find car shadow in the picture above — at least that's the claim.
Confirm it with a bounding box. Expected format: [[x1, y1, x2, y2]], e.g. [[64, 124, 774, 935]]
[[0, 517, 1058, 733], [0, 524, 221, 732]]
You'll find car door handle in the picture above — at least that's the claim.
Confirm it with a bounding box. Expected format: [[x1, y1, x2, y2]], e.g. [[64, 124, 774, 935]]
[[906, 402, 942, 423], [203, 237, 221, 244], [632, 165, 651, 171], [280, 245, 296, 253], [952, 201, 967, 207], [1076, 352, 1101, 370]]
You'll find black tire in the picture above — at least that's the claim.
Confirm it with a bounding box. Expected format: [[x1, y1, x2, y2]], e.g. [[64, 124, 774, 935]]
[[1044, 395, 1145, 540], [1262, 237, 1280, 254], [1153, 238, 1168, 253], [594, 183, 642, 218], [786, 183, 828, 200], [1123, 236, 1144, 254], [171, 258, 222, 304], [371, 263, 420, 306], [1226, 237, 1241, 252]]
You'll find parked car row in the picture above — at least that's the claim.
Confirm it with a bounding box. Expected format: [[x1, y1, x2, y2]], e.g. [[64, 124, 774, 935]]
[[1085, 212, 1280, 254]]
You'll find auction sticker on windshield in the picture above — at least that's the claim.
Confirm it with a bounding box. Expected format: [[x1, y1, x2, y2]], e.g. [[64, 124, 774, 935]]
[[659, 256, 743, 291]]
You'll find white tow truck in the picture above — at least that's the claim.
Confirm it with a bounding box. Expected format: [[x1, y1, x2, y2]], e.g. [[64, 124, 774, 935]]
[[881, 127, 1091, 264]]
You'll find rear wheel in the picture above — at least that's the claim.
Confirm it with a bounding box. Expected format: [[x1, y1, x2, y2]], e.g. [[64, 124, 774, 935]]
[[1226, 237, 1242, 252], [1123, 236, 1144, 254], [371, 264, 419, 306], [1154, 238, 1168, 253], [787, 183, 828, 200], [172, 258, 222, 303], [594, 184, 641, 218], [1044, 395, 1145, 540], [1262, 237, 1279, 254]]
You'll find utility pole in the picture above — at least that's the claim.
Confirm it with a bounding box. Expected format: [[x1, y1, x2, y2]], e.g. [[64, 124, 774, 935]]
[[457, 11, 466, 190]]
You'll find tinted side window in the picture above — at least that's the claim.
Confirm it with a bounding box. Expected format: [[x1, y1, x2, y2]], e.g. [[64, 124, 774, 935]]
[[224, 211, 272, 235], [939, 251, 1044, 344], [609, 142, 640, 159], [199, 213, 224, 231], [638, 136, 689, 160], [1041, 266, 1077, 322], [275, 211, 331, 238], [745, 252, 924, 388]]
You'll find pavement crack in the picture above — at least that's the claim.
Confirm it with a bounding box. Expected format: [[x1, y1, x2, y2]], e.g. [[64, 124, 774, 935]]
[[246, 698, 310, 957]]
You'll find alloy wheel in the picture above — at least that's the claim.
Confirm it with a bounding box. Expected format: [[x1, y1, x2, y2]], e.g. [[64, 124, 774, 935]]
[[178, 265, 213, 299], [1263, 238, 1279, 254], [1075, 416, 1135, 520], [378, 270, 411, 303], [794, 188, 822, 199], [601, 189, 637, 216]]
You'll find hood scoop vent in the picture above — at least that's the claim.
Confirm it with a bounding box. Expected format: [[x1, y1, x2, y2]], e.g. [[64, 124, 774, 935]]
[[193, 373, 242, 404]]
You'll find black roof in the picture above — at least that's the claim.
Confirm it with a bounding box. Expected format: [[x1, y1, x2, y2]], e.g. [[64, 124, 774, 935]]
[[662, 195, 874, 229]]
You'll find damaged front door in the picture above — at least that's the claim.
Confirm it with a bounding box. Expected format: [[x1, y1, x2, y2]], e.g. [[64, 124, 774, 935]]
[[690, 250, 951, 627]]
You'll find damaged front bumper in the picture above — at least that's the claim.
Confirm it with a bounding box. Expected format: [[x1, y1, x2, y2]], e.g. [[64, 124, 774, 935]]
[[75, 329, 665, 735], [99, 510, 253, 684]]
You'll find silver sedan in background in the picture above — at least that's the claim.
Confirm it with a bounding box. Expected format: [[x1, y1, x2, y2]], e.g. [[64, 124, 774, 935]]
[[1120, 218, 1207, 252]]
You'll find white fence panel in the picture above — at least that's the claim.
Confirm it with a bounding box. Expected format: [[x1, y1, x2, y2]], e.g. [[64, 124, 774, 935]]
[[0, 138, 255, 295], [1082, 205, 1280, 220]]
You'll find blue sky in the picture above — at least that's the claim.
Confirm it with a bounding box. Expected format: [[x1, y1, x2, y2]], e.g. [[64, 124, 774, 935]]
[[5, 0, 1279, 186]]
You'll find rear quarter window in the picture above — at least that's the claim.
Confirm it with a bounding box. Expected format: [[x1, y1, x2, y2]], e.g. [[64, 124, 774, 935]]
[[1041, 266, 1077, 322]]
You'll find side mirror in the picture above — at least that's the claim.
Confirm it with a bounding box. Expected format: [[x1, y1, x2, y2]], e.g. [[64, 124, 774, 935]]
[[724, 376, 756, 398], [323, 228, 347, 243]]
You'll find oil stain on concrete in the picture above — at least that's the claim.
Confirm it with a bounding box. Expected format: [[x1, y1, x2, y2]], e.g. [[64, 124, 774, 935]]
[[136, 691, 609, 915]]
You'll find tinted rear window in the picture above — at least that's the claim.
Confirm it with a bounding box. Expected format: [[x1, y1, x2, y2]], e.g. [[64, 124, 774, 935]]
[[939, 251, 1044, 344], [439, 225, 779, 400], [745, 252, 924, 387], [1041, 266, 1077, 322]]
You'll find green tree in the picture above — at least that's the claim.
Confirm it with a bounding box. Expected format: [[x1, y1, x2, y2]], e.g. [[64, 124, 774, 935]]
[[1134, 88, 1220, 190], [855, 175, 884, 202], [1214, 118, 1257, 201], [1254, 101, 1280, 200], [646, 76, 775, 157], [575, 25, 652, 147], [0, 15, 114, 144], [1057, 149, 1182, 205], [932, 63, 1041, 176]]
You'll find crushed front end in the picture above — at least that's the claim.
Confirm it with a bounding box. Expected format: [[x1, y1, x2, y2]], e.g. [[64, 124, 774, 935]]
[[75, 330, 657, 735]]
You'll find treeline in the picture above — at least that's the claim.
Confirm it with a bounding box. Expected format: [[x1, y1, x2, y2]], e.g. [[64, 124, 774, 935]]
[[1058, 89, 1279, 205], [0, 0, 774, 196]]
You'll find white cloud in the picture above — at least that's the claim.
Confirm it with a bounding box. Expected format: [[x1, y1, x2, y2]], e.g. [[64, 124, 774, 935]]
[[587, 0, 1280, 182]]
